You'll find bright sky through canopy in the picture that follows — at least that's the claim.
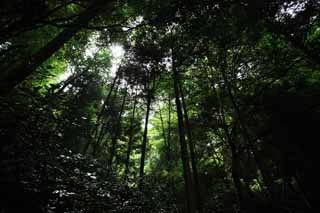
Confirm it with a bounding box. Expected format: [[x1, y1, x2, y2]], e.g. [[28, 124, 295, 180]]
[[110, 43, 125, 76]]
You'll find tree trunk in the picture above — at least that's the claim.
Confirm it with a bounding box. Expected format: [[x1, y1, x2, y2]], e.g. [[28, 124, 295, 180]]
[[172, 53, 195, 213], [95, 72, 119, 129], [224, 121, 245, 212], [167, 93, 172, 165], [109, 88, 127, 167], [124, 93, 138, 181], [92, 74, 119, 143], [218, 49, 275, 200], [158, 105, 169, 160], [92, 79, 120, 156], [0, 0, 115, 96], [229, 139, 245, 212], [139, 90, 152, 190], [178, 78, 202, 212], [214, 85, 245, 212]]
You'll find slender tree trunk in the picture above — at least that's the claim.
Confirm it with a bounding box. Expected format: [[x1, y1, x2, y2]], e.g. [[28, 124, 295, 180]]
[[0, 0, 115, 96], [218, 49, 274, 199], [124, 93, 138, 181], [93, 74, 119, 141], [214, 85, 245, 212], [172, 53, 195, 213], [167, 94, 172, 165], [229, 139, 245, 212], [158, 105, 169, 157], [95, 72, 119, 128], [92, 80, 120, 156], [139, 90, 152, 190], [91, 122, 106, 156], [178, 79, 202, 212], [158, 106, 167, 144], [223, 71, 274, 198], [109, 88, 127, 167], [226, 128, 245, 212]]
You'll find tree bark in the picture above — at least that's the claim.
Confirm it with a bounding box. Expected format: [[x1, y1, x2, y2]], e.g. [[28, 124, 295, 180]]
[[92, 79, 120, 156], [178, 78, 202, 212], [158, 105, 169, 160], [124, 92, 138, 181], [139, 89, 152, 190], [93, 74, 119, 141], [172, 52, 195, 213], [229, 138, 245, 212], [158, 106, 167, 144], [218, 48, 275, 200], [109, 88, 127, 167], [213, 84, 245, 212], [167, 94, 172, 165]]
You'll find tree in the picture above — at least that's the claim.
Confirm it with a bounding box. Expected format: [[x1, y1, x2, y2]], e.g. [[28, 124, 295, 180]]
[[0, 0, 116, 96], [1, 0, 319, 212]]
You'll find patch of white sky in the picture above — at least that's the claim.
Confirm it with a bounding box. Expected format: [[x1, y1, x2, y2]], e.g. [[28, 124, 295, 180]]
[[58, 64, 73, 82], [122, 16, 144, 31], [109, 43, 125, 77], [277, 0, 307, 20]]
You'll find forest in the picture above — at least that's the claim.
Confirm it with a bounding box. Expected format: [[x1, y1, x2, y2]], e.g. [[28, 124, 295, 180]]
[[0, 0, 319, 212]]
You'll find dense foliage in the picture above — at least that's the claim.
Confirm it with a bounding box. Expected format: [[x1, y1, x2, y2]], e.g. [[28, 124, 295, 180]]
[[1, 0, 319, 212]]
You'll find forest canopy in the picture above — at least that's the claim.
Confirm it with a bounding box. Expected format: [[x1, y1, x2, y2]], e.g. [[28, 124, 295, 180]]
[[0, 0, 319, 212]]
